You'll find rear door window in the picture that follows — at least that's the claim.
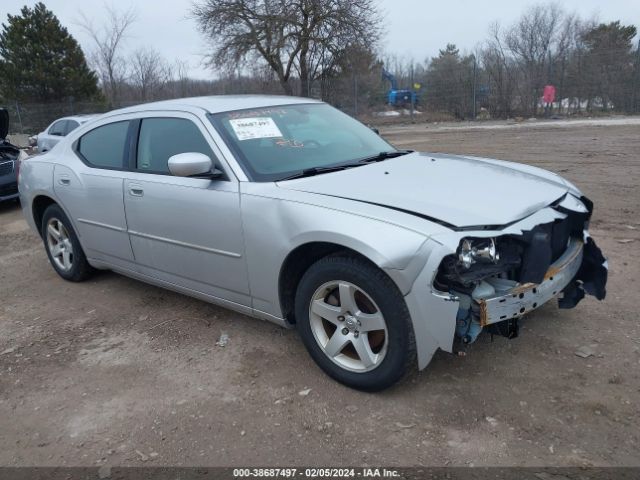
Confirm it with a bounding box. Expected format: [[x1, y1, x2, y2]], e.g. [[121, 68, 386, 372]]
[[77, 121, 130, 169], [136, 118, 215, 174]]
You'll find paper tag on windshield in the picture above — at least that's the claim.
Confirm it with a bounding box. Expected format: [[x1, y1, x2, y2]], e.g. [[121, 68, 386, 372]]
[[229, 117, 283, 141]]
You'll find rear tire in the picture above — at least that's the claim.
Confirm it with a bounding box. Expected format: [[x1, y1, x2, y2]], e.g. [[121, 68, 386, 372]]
[[41, 204, 94, 282], [295, 255, 416, 391]]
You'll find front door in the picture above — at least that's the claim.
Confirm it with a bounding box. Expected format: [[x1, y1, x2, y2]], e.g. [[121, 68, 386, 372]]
[[122, 115, 250, 307]]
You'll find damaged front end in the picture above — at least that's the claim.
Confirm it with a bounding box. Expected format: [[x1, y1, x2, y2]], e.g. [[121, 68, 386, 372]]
[[434, 194, 607, 346]]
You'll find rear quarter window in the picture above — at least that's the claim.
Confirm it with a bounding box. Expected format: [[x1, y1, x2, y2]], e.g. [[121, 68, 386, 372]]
[[77, 121, 130, 169], [64, 120, 80, 136], [49, 120, 67, 136]]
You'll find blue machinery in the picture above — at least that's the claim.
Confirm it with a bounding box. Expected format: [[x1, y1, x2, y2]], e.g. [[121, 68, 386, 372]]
[[382, 68, 419, 107]]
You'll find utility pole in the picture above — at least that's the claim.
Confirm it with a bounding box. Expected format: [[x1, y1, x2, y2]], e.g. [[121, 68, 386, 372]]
[[353, 72, 358, 117], [14, 101, 23, 134], [547, 49, 553, 116], [410, 62, 415, 123], [634, 37, 640, 113], [472, 55, 477, 120], [558, 55, 566, 115]]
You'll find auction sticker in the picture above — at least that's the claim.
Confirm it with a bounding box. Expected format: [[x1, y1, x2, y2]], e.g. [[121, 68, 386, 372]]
[[229, 117, 283, 141]]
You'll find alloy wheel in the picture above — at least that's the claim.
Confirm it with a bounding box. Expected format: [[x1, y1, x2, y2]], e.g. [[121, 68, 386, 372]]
[[309, 281, 388, 372], [46, 218, 74, 271]]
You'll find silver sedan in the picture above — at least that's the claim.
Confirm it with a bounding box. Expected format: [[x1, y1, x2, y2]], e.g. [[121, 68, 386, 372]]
[[36, 114, 101, 153], [18, 96, 607, 391]]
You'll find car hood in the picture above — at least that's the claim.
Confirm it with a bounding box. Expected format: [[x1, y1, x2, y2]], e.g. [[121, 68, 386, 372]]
[[277, 152, 570, 229]]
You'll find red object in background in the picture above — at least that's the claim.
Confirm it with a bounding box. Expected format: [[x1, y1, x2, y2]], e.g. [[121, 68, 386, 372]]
[[543, 85, 556, 104]]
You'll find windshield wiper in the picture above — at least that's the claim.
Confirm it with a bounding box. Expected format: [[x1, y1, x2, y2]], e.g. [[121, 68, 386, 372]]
[[278, 164, 360, 181], [358, 150, 412, 163], [278, 150, 413, 181]]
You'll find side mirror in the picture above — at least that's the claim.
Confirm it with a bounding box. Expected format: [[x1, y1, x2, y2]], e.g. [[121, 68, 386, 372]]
[[168, 152, 220, 178]]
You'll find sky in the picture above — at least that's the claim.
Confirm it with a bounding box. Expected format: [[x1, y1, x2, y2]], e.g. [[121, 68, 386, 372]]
[[1, 0, 639, 80]]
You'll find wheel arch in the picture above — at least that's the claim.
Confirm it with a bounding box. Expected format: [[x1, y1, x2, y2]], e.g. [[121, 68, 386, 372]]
[[278, 241, 389, 325], [31, 194, 58, 237]]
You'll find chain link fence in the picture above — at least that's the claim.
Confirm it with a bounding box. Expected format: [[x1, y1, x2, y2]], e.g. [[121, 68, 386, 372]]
[[4, 100, 125, 136], [2, 79, 439, 137], [3, 62, 639, 137]]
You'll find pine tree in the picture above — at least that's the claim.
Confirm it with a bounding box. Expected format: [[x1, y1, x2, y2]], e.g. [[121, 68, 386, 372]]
[[0, 2, 99, 102], [583, 21, 637, 112]]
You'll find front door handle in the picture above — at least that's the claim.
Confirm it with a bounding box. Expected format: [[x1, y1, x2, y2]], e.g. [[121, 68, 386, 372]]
[[129, 184, 144, 197], [58, 176, 70, 186]]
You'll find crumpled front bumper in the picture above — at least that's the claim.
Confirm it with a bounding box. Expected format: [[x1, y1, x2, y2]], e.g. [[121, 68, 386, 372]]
[[477, 237, 585, 326], [558, 236, 608, 308], [403, 196, 608, 370]]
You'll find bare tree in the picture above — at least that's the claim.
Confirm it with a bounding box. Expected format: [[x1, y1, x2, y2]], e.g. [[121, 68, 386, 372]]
[[503, 3, 570, 115], [192, 0, 383, 96], [78, 4, 137, 105], [560, 17, 596, 113], [481, 22, 517, 117], [129, 47, 169, 101], [172, 59, 191, 98]]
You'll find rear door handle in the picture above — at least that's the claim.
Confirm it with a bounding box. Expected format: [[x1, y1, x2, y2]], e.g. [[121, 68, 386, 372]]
[[58, 176, 70, 186], [129, 184, 144, 197]]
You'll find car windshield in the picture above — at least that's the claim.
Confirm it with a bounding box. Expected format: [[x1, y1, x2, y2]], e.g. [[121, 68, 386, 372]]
[[209, 103, 396, 181]]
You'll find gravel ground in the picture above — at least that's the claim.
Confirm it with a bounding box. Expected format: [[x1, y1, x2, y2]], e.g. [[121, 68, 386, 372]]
[[0, 118, 638, 467]]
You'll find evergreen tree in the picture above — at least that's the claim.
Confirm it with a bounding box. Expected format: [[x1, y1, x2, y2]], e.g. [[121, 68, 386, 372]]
[[425, 44, 475, 119], [583, 21, 637, 112], [0, 2, 99, 102]]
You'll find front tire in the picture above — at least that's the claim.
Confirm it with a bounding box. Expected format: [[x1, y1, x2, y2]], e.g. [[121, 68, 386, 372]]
[[41, 204, 93, 282], [295, 255, 416, 391]]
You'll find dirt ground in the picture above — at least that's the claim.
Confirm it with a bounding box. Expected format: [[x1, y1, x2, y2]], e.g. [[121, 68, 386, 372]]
[[1, 118, 638, 467]]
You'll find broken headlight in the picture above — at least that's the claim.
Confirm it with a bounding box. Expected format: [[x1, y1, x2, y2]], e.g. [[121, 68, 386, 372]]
[[436, 237, 522, 291], [458, 237, 500, 269]]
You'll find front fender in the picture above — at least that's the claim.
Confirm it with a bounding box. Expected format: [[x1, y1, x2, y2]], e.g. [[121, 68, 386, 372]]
[[240, 190, 430, 318]]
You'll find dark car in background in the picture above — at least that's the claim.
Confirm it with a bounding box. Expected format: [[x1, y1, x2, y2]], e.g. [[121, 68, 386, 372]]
[[0, 108, 24, 202]]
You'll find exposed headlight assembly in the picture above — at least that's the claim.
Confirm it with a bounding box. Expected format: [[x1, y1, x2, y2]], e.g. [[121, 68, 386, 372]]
[[458, 238, 500, 269]]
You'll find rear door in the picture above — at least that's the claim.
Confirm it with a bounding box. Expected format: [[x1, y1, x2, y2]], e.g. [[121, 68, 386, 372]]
[[122, 112, 250, 307], [54, 119, 136, 268]]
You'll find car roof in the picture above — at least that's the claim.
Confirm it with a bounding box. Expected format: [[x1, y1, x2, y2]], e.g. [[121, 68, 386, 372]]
[[53, 114, 101, 123], [108, 95, 323, 116]]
